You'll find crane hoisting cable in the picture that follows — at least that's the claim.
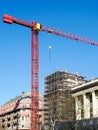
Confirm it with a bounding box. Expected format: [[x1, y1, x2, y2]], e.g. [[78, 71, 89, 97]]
[[48, 45, 52, 61]]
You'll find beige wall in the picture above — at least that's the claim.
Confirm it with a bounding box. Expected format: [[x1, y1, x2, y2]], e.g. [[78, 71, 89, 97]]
[[72, 79, 98, 120]]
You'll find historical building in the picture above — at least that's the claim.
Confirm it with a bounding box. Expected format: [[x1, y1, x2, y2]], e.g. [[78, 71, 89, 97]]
[[0, 92, 44, 130], [44, 70, 86, 127], [72, 78, 98, 120], [71, 78, 98, 129]]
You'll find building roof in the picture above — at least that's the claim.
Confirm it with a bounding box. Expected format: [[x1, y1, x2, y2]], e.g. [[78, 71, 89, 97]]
[[45, 70, 85, 79], [72, 78, 98, 94]]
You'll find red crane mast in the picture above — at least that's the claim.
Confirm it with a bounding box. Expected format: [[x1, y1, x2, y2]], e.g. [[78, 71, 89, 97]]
[[3, 14, 98, 130]]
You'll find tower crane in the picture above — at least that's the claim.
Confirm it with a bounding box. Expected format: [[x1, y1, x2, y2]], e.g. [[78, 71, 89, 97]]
[[3, 14, 98, 130]]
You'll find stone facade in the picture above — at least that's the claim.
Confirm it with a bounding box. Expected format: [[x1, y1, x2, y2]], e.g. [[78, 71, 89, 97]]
[[72, 78, 98, 120]]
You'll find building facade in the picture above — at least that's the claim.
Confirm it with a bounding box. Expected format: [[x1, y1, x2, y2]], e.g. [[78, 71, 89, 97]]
[[71, 78, 98, 130], [44, 71, 86, 127], [72, 78, 98, 120], [44, 71, 98, 130], [0, 92, 44, 130]]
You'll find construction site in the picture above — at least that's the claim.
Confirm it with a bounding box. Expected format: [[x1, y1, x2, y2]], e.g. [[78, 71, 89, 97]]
[[0, 13, 98, 130], [44, 71, 86, 127]]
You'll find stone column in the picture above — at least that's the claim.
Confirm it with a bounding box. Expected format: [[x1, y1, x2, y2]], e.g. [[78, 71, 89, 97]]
[[75, 97, 79, 120], [92, 90, 96, 117], [83, 93, 87, 119], [75, 97, 81, 120]]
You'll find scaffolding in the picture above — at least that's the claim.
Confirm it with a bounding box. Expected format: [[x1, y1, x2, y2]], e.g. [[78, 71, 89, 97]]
[[44, 71, 86, 126]]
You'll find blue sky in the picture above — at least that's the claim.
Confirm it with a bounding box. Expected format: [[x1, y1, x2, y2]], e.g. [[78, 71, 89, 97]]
[[0, 0, 98, 105]]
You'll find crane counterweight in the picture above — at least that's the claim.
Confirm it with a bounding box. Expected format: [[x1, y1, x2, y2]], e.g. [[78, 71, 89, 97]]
[[3, 14, 13, 24]]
